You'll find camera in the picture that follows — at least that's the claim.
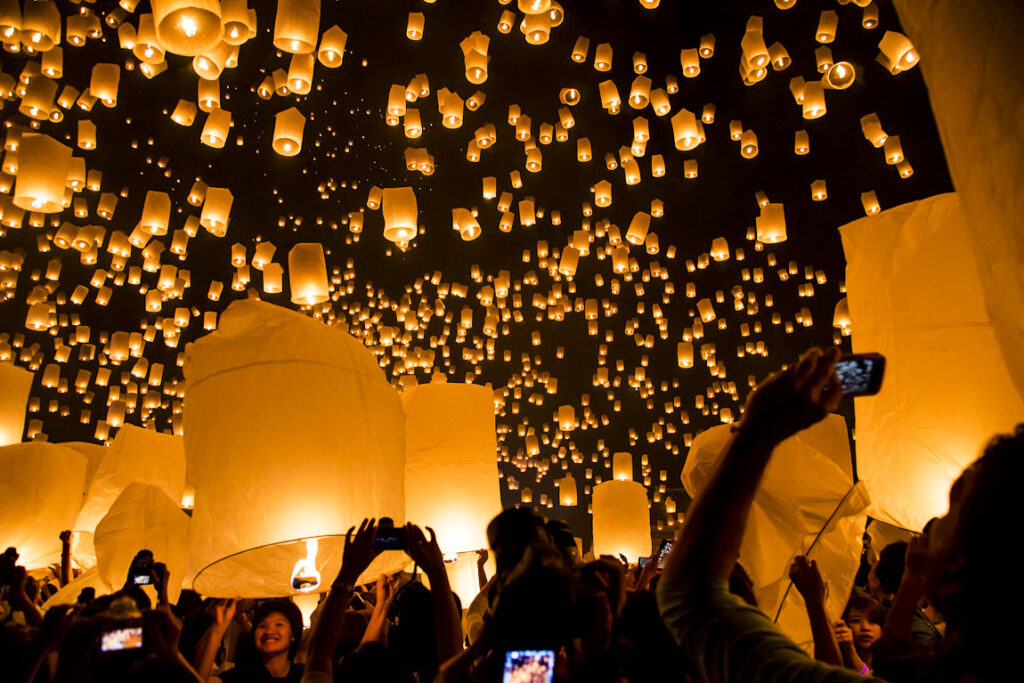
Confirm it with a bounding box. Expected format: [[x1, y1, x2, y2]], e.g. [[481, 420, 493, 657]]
[[128, 549, 154, 586], [373, 517, 404, 551], [834, 353, 886, 397], [502, 650, 555, 683]]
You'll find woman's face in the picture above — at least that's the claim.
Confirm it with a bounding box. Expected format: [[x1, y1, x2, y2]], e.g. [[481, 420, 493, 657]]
[[253, 611, 293, 656], [846, 608, 882, 652]]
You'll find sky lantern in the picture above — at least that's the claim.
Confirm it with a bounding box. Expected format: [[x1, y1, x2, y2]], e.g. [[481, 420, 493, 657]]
[[815, 9, 838, 43], [140, 190, 171, 235], [89, 63, 119, 106], [403, 381, 501, 555], [0, 362, 32, 446], [20, 0, 60, 51], [288, 243, 329, 305], [274, 0, 320, 54], [625, 211, 650, 245], [0, 443, 86, 569], [13, 132, 71, 213], [200, 186, 233, 236], [592, 479, 650, 562], [151, 0, 224, 56], [317, 24, 346, 66], [200, 108, 231, 147], [756, 202, 787, 243], [377, 187, 421, 246], [670, 108, 700, 151], [802, 81, 826, 119], [877, 31, 919, 74], [184, 300, 406, 596], [273, 107, 306, 156], [222, 0, 256, 45], [558, 474, 577, 506]]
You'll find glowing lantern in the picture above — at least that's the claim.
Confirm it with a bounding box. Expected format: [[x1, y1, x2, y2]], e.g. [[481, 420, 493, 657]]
[[625, 212, 650, 246], [739, 129, 758, 158], [452, 208, 481, 241], [20, 0, 60, 51], [613, 452, 633, 481], [756, 202, 787, 243], [594, 180, 611, 207], [794, 129, 809, 155], [0, 362, 31, 446], [273, 107, 306, 156], [710, 237, 730, 261], [697, 298, 716, 322], [94, 484, 190, 601], [861, 191, 880, 215], [406, 11, 424, 40], [73, 425, 186, 567], [592, 480, 650, 562], [151, 0, 223, 56], [571, 35, 589, 62], [382, 187, 417, 242], [288, 53, 314, 94], [317, 25, 346, 67], [577, 137, 592, 162], [141, 191, 171, 235], [521, 13, 550, 45], [594, 42, 612, 71], [184, 300, 406, 596], [558, 247, 579, 277], [192, 41, 232, 79], [628, 75, 650, 109], [680, 48, 700, 77], [559, 475, 577, 506], [877, 31, 918, 74], [222, 0, 255, 44], [0, 443, 86, 569], [201, 108, 231, 148], [200, 187, 233, 236], [860, 113, 887, 147], [676, 342, 694, 368], [13, 133, 71, 213], [90, 64, 119, 107], [825, 61, 855, 89], [741, 28, 768, 68], [683, 159, 698, 178], [840, 193, 1024, 531], [816, 9, 838, 43], [671, 109, 700, 150], [287, 243, 328, 305], [403, 382, 501, 554], [833, 297, 851, 333], [884, 135, 904, 164], [683, 416, 870, 650], [171, 99, 198, 125], [811, 179, 828, 201], [274, 0, 320, 54], [862, 4, 878, 29], [802, 81, 826, 119], [769, 42, 790, 70]]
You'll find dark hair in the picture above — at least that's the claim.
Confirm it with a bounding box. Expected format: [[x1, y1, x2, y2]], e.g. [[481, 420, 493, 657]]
[[486, 507, 551, 578], [874, 541, 907, 595], [250, 599, 303, 659], [935, 424, 1023, 680], [336, 642, 415, 683], [843, 588, 883, 625]]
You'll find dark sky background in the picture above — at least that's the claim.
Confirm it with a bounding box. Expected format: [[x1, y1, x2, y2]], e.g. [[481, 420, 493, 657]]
[[0, 0, 951, 547]]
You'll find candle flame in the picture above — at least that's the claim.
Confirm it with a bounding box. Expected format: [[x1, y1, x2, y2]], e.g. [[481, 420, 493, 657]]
[[290, 538, 322, 593]]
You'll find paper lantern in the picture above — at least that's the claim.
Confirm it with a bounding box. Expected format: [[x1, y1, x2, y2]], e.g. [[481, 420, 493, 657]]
[[877, 31, 919, 74], [521, 13, 550, 45], [840, 193, 1024, 531], [862, 3, 879, 29], [406, 11, 424, 40], [0, 443, 86, 569], [222, 0, 255, 44], [670, 108, 700, 151], [200, 187, 233, 236], [696, 298, 716, 322], [816, 9, 838, 43], [676, 342, 694, 368], [558, 474, 577, 506], [274, 0, 320, 54], [0, 362, 32, 446], [612, 451, 632, 481], [884, 135, 904, 164], [273, 107, 306, 156], [592, 480, 650, 563], [682, 416, 870, 650], [802, 82, 826, 119], [403, 382, 501, 554], [594, 42, 612, 71], [756, 202, 787, 243], [171, 99, 198, 125], [811, 179, 828, 201], [382, 187, 417, 243], [825, 61, 855, 89], [151, 0, 222, 56], [287, 53, 314, 94], [192, 41, 231, 79], [287, 243, 328, 305], [141, 191, 171, 235], [94, 484, 190, 601], [13, 133, 71, 213], [317, 25, 346, 67], [73, 425, 186, 567], [625, 212, 650, 245], [89, 64, 119, 107], [184, 300, 406, 596], [794, 129, 809, 155], [739, 130, 758, 158], [201, 108, 231, 148], [20, 0, 60, 51]]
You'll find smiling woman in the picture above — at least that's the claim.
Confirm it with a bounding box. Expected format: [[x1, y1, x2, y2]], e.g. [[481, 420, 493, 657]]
[[204, 599, 305, 683]]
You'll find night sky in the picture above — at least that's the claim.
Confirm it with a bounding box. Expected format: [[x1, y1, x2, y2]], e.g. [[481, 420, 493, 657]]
[[0, 0, 952, 545]]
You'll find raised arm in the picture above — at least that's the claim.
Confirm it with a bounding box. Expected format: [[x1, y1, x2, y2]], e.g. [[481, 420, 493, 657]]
[[405, 523, 463, 663], [194, 598, 238, 681], [789, 555, 842, 666]]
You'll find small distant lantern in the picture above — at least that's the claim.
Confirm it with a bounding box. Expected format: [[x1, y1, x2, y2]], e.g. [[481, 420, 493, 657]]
[[288, 243, 329, 305]]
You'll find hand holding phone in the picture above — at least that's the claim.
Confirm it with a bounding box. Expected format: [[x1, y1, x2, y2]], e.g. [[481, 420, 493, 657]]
[[127, 550, 154, 586], [502, 650, 555, 683], [834, 353, 886, 396]]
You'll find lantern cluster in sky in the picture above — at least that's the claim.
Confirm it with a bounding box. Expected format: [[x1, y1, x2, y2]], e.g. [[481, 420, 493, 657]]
[[0, 0, 949, 542]]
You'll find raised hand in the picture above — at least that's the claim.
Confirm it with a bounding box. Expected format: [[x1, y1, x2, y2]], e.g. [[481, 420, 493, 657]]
[[338, 518, 380, 586], [738, 347, 843, 446], [833, 619, 853, 644], [404, 523, 445, 577], [904, 534, 928, 581], [213, 598, 238, 630], [789, 555, 827, 606]]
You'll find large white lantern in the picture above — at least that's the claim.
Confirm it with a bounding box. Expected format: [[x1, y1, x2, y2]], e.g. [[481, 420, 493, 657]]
[[402, 382, 501, 555], [184, 300, 406, 597], [0, 443, 87, 569], [94, 484, 191, 602], [840, 193, 1024, 531], [0, 362, 32, 446], [73, 425, 187, 567], [591, 479, 650, 563], [682, 415, 870, 651]]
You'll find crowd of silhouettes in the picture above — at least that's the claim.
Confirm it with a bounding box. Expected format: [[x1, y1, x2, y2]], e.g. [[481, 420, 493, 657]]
[[1, 347, 1018, 682]]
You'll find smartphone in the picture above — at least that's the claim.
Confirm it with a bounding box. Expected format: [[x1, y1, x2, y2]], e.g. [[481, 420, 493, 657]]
[[129, 550, 154, 586], [502, 650, 555, 683], [656, 539, 674, 569], [638, 556, 650, 568], [373, 518, 405, 551], [100, 626, 144, 652], [834, 353, 886, 396]]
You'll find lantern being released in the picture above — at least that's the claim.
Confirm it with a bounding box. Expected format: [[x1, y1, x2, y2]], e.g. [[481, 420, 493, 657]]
[[403, 382, 502, 555], [592, 479, 651, 563], [0, 443, 87, 569], [0, 362, 33, 446], [184, 300, 406, 596], [683, 416, 870, 651]]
